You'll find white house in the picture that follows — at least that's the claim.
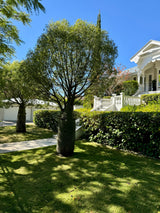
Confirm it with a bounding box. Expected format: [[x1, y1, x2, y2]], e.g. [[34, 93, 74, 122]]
[[93, 40, 160, 111], [126, 40, 160, 95]]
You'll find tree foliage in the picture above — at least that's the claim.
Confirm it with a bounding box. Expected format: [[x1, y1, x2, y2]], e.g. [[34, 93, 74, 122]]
[[26, 19, 117, 106], [105, 64, 130, 95], [88, 64, 130, 97], [24, 18, 117, 156], [0, 0, 45, 65], [122, 80, 138, 96], [0, 61, 39, 132]]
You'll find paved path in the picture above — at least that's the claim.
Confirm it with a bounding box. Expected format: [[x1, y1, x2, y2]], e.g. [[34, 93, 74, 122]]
[[0, 137, 57, 154], [0, 121, 34, 127], [0, 120, 83, 154]]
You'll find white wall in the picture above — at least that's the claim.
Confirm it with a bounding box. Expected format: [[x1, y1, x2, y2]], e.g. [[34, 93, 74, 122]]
[[0, 108, 4, 121], [3, 107, 18, 121], [0, 106, 57, 122]]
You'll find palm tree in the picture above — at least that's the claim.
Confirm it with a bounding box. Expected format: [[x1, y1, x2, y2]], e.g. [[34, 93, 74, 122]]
[[0, 0, 45, 65]]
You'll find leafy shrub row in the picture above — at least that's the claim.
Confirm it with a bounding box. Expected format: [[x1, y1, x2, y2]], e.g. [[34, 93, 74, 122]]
[[33, 110, 60, 132], [121, 104, 160, 112], [33, 109, 160, 158], [81, 111, 160, 158], [33, 110, 81, 132], [141, 93, 160, 104]]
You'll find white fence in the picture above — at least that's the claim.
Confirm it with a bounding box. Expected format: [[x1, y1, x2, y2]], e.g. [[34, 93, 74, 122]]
[[93, 93, 142, 111], [0, 104, 83, 122], [0, 105, 58, 122], [124, 96, 141, 106]]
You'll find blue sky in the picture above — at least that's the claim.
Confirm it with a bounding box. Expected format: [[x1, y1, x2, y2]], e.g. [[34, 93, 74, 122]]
[[12, 0, 160, 69]]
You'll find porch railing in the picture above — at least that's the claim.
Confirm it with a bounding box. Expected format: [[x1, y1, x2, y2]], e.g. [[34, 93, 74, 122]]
[[93, 93, 142, 111]]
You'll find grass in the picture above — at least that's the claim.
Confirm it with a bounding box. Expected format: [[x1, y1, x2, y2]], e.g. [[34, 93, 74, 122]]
[[0, 140, 160, 213], [0, 125, 54, 144]]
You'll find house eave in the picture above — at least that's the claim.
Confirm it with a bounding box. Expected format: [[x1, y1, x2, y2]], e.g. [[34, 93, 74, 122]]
[[130, 40, 160, 64]]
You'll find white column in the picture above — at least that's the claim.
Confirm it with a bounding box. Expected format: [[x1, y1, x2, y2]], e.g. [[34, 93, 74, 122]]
[[157, 69, 159, 91], [137, 72, 140, 85], [154, 62, 159, 91], [142, 72, 145, 92]]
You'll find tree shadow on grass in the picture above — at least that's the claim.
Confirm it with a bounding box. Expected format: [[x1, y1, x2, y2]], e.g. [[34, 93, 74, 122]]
[[0, 125, 53, 144], [0, 140, 160, 213]]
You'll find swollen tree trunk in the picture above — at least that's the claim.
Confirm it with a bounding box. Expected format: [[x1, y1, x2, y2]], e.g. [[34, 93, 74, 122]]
[[56, 103, 75, 156], [16, 103, 26, 133]]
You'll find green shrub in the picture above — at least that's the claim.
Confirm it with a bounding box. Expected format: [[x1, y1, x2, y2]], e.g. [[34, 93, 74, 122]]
[[74, 98, 83, 105], [122, 80, 138, 96], [81, 111, 160, 158], [121, 105, 138, 112], [83, 94, 94, 109], [141, 93, 160, 104], [75, 108, 91, 114], [138, 104, 160, 112], [121, 104, 160, 112], [33, 110, 60, 132], [103, 96, 111, 99], [33, 110, 81, 132]]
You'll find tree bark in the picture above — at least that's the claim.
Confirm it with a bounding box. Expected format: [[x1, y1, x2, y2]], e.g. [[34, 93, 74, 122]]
[[16, 103, 26, 133], [56, 103, 75, 156]]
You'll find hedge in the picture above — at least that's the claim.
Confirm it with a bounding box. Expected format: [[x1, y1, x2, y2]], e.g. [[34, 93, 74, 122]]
[[33, 110, 80, 132], [121, 104, 160, 112], [33, 110, 60, 132], [33, 109, 160, 158], [141, 93, 160, 104], [81, 111, 160, 158]]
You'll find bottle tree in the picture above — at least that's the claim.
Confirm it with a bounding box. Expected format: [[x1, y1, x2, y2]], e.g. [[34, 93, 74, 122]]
[[24, 17, 118, 156]]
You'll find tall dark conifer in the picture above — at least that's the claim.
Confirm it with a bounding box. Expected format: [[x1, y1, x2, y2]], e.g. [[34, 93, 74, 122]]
[[96, 11, 101, 70], [97, 11, 101, 29], [90, 12, 102, 95]]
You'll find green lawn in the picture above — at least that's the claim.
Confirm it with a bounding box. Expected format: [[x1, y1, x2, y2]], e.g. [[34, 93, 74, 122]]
[[0, 141, 160, 213], [0, 125, 54, 143]]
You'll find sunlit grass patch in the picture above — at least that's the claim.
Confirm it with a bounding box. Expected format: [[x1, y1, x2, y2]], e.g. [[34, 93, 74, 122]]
[[0, 140, 160, 213]]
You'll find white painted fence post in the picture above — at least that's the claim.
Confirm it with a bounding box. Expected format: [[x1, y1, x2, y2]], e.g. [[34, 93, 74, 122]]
[[112, 94, 116, 104], [111, 94, 116, 111], [120, 92, 124, 109], [93, 96, 97, 109], [93, 96, 102, 110]]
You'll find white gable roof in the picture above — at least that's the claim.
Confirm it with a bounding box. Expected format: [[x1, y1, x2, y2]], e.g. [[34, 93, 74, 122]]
[[130, 40, 160, 64]]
